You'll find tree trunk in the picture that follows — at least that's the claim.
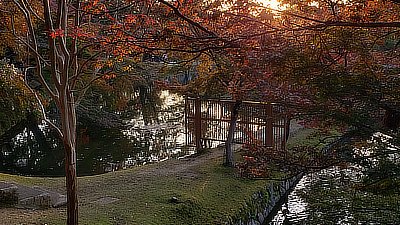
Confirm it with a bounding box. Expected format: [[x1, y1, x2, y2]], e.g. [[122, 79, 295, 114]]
[[64, 141, 78, 224], [59, 91, 79, 225], [19, 0, 80, 223], [224, 100, 241, 167]]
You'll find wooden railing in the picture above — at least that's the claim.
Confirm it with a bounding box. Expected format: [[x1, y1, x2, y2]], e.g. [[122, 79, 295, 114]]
[[185, 97, 288, 151]]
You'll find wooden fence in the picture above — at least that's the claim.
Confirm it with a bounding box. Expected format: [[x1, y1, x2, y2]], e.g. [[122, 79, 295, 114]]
[[185, 97, 288, 151]]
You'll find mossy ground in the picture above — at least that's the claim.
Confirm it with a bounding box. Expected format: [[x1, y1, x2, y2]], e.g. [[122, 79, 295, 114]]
[[0, 127, 315, 225], [0, 149, 271, 224]]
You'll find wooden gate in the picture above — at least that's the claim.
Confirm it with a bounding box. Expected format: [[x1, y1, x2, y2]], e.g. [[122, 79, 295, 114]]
[[185, 97, 288, 151]]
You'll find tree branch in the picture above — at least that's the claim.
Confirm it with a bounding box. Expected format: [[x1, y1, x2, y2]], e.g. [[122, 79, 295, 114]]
[[12, 0, 58, 100], [24, 67, 64, 139], [43, 0, 62, 91], [317, 21, 400, 28], [158, 0, 219, 38]]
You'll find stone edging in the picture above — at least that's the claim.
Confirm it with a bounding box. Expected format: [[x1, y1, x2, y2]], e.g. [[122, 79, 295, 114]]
[[0, 181, 66, 208], [229, 173, 304, 225]]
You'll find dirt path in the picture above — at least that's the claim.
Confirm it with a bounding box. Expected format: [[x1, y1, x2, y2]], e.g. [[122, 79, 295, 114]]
[[76, 145, 233, 201], [134, 145, 228, 178]]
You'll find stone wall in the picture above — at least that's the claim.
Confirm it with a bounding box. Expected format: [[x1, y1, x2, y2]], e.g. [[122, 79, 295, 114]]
[[230, 173, 303, 225], [0, 183, 19, 205], [0, 181, 66, 208]]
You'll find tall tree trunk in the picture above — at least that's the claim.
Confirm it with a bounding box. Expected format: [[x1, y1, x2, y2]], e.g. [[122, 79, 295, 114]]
[[59, 90, 78, 225], [224, 100, 241, 167], [64, 140, 78, 224]]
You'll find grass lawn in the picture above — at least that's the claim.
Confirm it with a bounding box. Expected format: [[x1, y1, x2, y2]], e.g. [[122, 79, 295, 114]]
[[0, 127, 320, 225], [0, 148, 273, 224]]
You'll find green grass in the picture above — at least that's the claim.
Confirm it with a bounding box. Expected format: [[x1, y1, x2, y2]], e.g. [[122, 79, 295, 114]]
[[286, 128, 340, 150], [0, 127, 324, 225], [0, 152, 272, 224]]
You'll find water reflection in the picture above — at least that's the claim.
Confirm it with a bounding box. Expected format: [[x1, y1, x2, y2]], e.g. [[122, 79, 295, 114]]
[[0, 91, 192, 177], [268, 166, 400, 224], [0, 117, 65, 176], [269, 177, 308, 224]]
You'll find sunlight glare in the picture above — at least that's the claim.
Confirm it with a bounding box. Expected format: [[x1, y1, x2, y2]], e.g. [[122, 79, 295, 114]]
[[258, 0, 283, 10]]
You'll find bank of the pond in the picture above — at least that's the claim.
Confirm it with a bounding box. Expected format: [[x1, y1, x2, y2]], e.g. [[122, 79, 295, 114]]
[[0, 145, 280, 225], [228, 126, 313, 225], [230, 173, 303, 225]]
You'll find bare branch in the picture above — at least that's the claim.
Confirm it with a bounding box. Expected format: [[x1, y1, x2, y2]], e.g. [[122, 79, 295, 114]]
[[22, 0, 45, 23], [43, 0, 62, 91], [12, 0, 58, 100], [75, 62, 105, 106], [72, 50, 104, 84], [278, 8, 400, 29], [158, 52, 203, 64], [158, 0, 219, 38], [23, 67, 64, 139], [319, 21, 400, 28]]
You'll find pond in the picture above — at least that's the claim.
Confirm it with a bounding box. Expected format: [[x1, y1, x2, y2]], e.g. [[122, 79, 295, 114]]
[[268, 166, 400, 224], [0, 91, 193, 177]]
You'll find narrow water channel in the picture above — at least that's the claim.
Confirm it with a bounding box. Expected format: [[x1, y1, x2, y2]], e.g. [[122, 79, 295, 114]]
[[268, 166, 400, 224]]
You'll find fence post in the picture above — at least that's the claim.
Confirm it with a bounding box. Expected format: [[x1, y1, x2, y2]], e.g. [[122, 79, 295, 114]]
[[282, 118, 289, 150], [184, 96, 188, 147], [266, 103, 274, 148], [194, 97, 202, 152]]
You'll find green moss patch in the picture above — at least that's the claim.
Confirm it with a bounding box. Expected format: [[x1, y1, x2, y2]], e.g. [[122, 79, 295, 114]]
[[0, 149, 272, 224]]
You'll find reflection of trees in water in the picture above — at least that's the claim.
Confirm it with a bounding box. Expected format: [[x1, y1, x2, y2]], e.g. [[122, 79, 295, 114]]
[[137, 85, 160, 125], [0, 90, 186, 176], [75, 119, 138, 176], [122, 90, 188, 167], [296, 167, 400, 224], [0, 115, 65, 176], [0, 115, 138, 176], [123, 124, 185, 165]]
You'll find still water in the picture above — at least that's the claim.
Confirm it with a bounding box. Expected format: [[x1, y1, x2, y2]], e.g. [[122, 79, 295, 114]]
[[268, 166, 400, 224], [0, 91, 193, 177]]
